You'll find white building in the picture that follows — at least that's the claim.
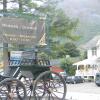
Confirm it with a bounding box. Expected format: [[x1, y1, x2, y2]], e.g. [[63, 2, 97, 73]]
[[73, 36, 100, 81]]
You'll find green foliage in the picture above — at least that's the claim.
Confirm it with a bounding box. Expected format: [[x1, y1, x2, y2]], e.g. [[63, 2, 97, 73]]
[[60, 58, 76, 75], [32, 0, 80, 41], [42, 1, 80, 59], [63, 42, 80, 57], [49, 41, 80, 59], [82, 51, 87, 59], [38, 52, 49, 59], [50, 10, 79, 39]]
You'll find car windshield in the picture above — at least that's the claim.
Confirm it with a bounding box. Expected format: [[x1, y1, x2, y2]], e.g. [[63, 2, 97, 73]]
[[67, 76, 73, 79], [72, 76, 75, 79], [67, 76, 81, 79]]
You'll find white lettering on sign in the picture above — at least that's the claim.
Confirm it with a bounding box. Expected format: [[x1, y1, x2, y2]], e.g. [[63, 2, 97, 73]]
[[2, 24, 34, 30], [4, 34, 36, 40]]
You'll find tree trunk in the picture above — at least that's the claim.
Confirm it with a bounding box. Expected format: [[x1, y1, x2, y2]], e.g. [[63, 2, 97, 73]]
[[18, 0, 23, 12], [3, 0, 7, 12]]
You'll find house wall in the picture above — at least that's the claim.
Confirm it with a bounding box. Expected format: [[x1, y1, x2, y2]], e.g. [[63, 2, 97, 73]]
[[75, 38, 100, 81], [87, 47, 100, 58], [97, 46, 100, 57], [87, 49, 92, 59], [76, 47, 99, 81]]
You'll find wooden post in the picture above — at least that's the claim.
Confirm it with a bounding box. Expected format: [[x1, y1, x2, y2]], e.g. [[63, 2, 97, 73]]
[[3, 43, 9, 74], [3, 0, 9, 74]]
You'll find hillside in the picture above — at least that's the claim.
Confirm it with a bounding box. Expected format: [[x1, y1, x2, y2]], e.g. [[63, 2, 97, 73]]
[[75, 17, 100, 45], [61, 0, 100, 45]]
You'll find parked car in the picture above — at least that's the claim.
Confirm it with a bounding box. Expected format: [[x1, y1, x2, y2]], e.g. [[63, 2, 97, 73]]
[[0, 69, 4, 75], [52, 71, 68, 81], [59, 72, 68, 81], [95, 72, 100, 86], [66, 76, 84, 84]]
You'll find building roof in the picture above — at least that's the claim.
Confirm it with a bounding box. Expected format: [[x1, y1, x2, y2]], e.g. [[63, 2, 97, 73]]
[[50, 66, 64, 73], [73, 56, 100, 66], [83, 35, 100, 49]]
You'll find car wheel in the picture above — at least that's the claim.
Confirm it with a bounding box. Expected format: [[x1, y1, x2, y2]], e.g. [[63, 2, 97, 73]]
[[73, 81, 76, 84], [82, 80, 85, 83]]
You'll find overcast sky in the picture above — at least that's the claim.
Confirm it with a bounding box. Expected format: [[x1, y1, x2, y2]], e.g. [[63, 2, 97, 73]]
[[61, 0, 100, 19]]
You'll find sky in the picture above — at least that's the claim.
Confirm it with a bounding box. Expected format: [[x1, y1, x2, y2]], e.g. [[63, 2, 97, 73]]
[[62, 0, 100, 19]]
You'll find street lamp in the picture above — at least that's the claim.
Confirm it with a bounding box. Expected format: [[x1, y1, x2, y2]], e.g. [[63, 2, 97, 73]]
[[34, 48, 38, 64]]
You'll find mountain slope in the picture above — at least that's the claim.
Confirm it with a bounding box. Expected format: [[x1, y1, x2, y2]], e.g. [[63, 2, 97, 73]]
[[61, 0, 100, 45]]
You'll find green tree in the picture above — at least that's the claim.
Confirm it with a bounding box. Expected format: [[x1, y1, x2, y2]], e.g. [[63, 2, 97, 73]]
[[3, 0, 7, 12], [37, 1, 79, 41], [64, 42, 80, 57], [38, 1, 80, 58], [60, 58, 76, 75], [49, 10, 79, 40], [49, 41, 80, 58]]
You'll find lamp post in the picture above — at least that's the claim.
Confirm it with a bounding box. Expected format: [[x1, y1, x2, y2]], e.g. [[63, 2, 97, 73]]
[[34, 48, 38, 64]]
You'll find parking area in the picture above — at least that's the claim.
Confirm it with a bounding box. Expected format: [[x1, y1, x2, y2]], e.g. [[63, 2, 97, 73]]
[[67, 82, 100, 94], [66, 82, 100, 100]]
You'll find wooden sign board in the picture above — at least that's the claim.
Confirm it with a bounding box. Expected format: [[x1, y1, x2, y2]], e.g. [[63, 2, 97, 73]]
[[0, 17, 45, 45]]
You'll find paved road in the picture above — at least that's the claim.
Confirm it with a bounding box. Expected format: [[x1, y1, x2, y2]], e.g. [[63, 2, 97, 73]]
[[66, 82, 100, 100], [67, 82, 100, 94]]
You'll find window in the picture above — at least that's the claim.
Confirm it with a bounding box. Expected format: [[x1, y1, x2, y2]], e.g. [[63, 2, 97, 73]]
[[92, 47, 97, 56]]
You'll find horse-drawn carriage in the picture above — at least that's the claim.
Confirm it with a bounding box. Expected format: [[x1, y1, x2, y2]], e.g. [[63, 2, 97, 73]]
[[0, 50, 67, 100]]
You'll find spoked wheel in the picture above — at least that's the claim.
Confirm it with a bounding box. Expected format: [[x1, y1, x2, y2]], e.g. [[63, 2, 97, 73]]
[[19, 76, 33, 100], [0, 78, 26, 100], [33, 71, 67, 100]]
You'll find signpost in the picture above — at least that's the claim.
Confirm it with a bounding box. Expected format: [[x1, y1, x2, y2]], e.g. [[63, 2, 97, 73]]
[[0, 17, 46, 72]]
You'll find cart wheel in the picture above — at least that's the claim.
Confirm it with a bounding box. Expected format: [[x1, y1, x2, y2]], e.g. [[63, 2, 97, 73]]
[[19, 75, 33, 99], [0, 78, 26, 100], [33, 71, 67, 100]]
